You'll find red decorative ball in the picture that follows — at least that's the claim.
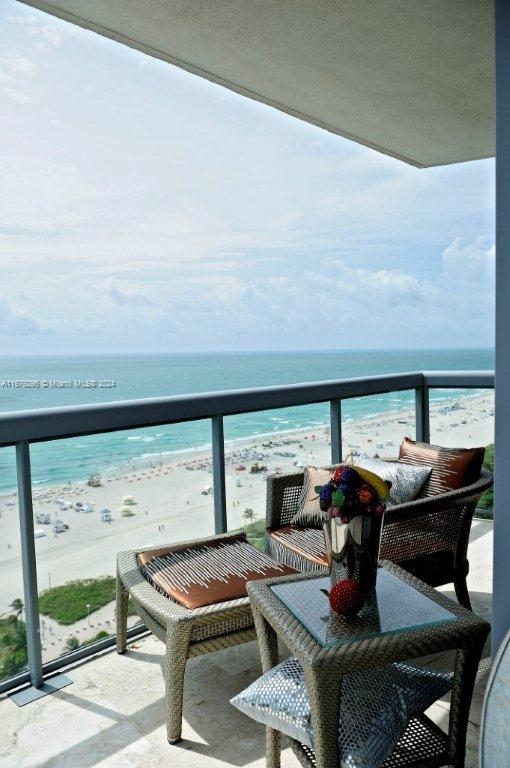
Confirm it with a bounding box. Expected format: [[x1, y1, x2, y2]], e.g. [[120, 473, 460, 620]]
[[327, 579, 364, 616]]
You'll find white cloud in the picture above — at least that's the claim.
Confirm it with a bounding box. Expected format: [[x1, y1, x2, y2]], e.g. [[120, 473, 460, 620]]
[[213, 277, 247, 303], [0, 298, 45, 336], [5, 49, 35, 74], [0, 234, 494, 351], [7, 14, 64, 51], [442, 236, 495, 275], [1, 83, 36, 104], [322, 260, 439, 307], [108, 281, 157, 308]]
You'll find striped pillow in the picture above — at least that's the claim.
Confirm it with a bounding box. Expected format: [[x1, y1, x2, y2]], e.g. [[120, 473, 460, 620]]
[[398, 437, 485, 497], [290, 466, 333, 528]]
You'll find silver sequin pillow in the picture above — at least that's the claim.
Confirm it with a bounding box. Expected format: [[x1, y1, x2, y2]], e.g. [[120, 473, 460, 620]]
[[231, 657, 451, 768], [354, 454, 431, 506]]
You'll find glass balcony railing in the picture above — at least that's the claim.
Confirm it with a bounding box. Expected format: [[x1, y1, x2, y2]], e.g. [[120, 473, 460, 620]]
[[0, 370, 494, 696]]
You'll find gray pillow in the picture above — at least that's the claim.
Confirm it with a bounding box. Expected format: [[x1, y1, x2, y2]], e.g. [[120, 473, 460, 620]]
[[231, 657, 451, 768], [354, 454, 431, 506]]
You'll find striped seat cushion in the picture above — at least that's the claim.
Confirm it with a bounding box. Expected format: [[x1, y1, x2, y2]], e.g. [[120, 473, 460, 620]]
[[268, 526, 328, 569], [398, 437, 485, 497], [138, 533, 297, 609]]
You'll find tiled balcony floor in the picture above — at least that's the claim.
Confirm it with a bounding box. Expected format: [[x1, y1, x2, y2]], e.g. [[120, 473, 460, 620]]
[[0, 519, 493, 768]]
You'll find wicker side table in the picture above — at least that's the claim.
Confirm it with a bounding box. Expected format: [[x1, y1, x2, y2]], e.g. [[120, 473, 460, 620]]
[[247, 561, 490, 768]]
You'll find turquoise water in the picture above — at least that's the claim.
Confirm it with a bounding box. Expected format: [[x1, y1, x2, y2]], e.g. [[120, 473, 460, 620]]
[[0, 349, 494, 492]]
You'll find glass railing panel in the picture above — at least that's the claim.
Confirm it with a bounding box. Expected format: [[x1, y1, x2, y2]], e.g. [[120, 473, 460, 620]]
[[428, 388, 494, 449], [342, 389, 415, 460], [223, 403, 331, 545], [0, 447, 28, 685], [429, 387, 494, 517], [30, 420, 214, 664]]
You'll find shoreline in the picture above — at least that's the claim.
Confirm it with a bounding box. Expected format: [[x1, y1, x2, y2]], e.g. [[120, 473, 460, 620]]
[[0, 389, 491, 498]]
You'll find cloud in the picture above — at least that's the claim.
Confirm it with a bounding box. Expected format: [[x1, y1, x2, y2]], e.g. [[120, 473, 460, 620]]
[[0, 233, 494, 352], [322, 259, 439, 307], [2, 83, 36, 104], [442, 236, 495, 277], [1, 46, 37, 107], [7, 14, 64, 52], [5, 49, 35, 74], [0, 298, 45, 336], [108, 282, 157, 308]]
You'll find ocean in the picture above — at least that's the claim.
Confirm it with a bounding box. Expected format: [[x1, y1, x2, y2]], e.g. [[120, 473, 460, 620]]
[[0, 349, 494, 493]]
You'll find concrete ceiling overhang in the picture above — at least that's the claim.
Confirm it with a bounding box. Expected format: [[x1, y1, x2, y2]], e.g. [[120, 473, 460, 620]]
[[20, 0, 494, 168]]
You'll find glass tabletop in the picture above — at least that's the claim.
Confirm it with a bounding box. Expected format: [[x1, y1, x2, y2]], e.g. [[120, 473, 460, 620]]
[[270, 567, 458, 648]]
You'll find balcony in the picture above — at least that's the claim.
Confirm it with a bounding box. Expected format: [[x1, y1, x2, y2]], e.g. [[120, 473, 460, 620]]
[[0, 370, 494, 766]]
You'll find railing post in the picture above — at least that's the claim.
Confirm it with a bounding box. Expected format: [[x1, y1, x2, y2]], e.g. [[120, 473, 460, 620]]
[[10, 442, 71, 705], [211, 415, 227, 534], [329, 399, 342, 464], [415, 385, 430, 443], [16, 441, 43, 689]]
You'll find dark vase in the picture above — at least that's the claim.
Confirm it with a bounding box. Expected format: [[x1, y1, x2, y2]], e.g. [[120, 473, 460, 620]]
[[323, 513, 384, 595]]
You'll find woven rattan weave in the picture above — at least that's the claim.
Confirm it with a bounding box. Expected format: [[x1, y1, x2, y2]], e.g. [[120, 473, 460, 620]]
[[247, 562, 489, 768]]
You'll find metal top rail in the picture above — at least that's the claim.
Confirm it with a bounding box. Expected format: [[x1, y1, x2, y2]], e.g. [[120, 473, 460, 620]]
[[0, 370, 494, 447]]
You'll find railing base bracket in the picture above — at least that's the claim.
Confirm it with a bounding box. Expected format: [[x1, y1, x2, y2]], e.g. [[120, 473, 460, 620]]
[[9, 673, 72, 706]]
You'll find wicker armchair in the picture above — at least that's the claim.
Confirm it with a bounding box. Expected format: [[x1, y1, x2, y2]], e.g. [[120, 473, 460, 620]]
[[265, 464, 493, 610]]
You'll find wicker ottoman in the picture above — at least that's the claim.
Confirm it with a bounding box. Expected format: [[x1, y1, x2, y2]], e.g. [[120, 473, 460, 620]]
[[116, 530, 295, 743]]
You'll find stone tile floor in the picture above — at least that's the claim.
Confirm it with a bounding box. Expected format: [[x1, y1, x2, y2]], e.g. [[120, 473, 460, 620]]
[[0, 519, 493, 768]]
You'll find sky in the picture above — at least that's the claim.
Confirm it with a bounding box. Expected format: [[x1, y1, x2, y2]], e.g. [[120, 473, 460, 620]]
[[0, 1, 495, 355]]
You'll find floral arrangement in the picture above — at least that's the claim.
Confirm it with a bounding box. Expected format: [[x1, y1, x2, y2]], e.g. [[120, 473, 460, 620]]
[[317, 465, 390, 616], [316, 464, 389, 523]]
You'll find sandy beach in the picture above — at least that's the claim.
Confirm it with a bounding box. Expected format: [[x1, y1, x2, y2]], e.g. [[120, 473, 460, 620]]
[[0, 391, 494, 662]]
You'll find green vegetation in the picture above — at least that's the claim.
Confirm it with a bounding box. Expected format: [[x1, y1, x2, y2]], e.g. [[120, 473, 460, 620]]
[[39, 577, 117, 625], [0, 606, 27, 678], [243, 518, 266, 551], [478, 443, 494, 512], [64, 630, 109, 654], [242, 508, 256, 527], [38, 576, 138, 627], [64, 636, 80, 652], [80, 630, 110, 648]]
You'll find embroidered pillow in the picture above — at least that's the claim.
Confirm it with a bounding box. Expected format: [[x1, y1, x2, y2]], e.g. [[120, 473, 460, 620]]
[[290, 466, 332, 528], [231, 656, 452, 768], [354, 453, 431, 506], [399, 437, 485, 497]]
